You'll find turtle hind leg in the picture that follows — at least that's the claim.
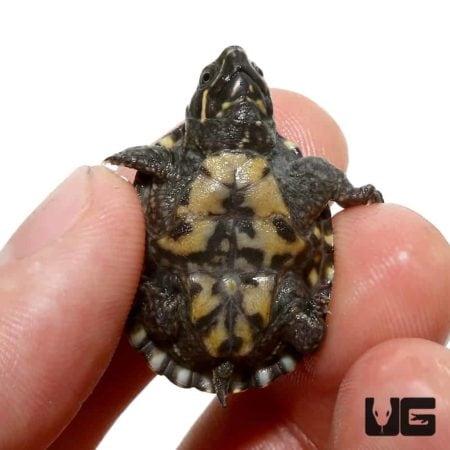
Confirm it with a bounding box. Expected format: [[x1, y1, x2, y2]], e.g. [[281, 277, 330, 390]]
[[128, 269, 183, 346], [274, 273, 329, 354], [129, 271, 236, 399], [213, 361, 235, 407], [282, 306, 326, 354]]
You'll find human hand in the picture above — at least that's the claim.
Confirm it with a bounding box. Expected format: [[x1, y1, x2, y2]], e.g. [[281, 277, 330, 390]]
[[1, 90, 449, 449]]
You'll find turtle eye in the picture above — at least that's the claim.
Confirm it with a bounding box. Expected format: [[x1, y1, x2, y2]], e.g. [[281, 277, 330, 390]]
[[201, 71, 211, 83], [200, 67, 213, 86], [251, 62, 264, 77]]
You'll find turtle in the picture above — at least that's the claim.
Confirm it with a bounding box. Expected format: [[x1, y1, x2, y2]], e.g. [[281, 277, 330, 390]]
[[105, 45, 383, 407]]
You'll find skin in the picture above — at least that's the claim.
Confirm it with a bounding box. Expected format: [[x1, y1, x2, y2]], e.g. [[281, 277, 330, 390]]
[[0, 89, 448, 449]]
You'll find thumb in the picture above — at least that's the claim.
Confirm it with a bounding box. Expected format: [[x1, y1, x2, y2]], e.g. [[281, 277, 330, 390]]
[[0, 166, 144, 449]]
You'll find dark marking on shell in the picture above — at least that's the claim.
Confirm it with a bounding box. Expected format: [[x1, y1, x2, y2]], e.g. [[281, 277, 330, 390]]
[[240, 274, 259, 286], [271, 253, 292, 269], [169, 221, 193, 240], [238, 247, 264, 266], [218, 336, 243, 355], [272, 217, 296, 242], [237, 219, 256, 238]]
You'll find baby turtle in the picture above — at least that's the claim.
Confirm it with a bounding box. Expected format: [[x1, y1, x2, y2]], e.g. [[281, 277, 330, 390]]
[[105, 46, 383, 407]]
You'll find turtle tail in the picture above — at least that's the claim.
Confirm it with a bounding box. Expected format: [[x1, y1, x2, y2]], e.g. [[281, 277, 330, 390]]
[[213, 361, 234, 407]]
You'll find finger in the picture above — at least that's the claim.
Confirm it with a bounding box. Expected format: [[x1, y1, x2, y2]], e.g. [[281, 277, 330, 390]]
[[315, 204, 450, 381], [51, 89, 349, 448], [330, 338, 450, 449], [50, 337, 152, 450], [180, 205, 450, 449], [0, 166, 144, 449], [272, 89, 348, 170]]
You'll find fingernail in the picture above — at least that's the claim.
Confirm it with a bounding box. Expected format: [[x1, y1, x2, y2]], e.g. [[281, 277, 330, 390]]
[[0, 166, 91, 264]]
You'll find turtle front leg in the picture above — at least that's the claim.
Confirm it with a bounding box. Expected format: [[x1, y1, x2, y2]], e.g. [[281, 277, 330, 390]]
[[274, 272, 330, 354], [104, 144, 175, 179], [284, 156, 383, 229]]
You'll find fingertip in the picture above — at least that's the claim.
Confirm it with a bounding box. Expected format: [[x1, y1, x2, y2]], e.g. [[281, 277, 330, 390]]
[[272, 88, 348, 170], [330, 338, 450, 448], [49, 336, 154, 450], [317, 204, 450, 382]]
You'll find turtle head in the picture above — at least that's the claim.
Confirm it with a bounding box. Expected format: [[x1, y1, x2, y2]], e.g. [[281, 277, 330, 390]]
[[186, 46, 276, 152]]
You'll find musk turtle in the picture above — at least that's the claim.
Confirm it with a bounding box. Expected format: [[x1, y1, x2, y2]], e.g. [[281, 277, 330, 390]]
[[105, 46, 383, 406]]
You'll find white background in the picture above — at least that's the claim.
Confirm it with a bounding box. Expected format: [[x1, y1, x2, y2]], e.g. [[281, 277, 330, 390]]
[[0, 1, 449, 449]]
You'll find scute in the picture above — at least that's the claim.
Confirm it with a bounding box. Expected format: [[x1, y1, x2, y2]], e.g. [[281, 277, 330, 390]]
[[187, 271, 276, 358], [240, 175, 290, 217]]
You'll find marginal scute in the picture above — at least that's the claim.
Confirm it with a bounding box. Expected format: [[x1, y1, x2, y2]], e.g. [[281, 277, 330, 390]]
[[147, 348, 169, 373], [174, 367, 192, 387], [284, 139, 298, 151], [325, 263, 335, 281], [313, 226, 321, 239], [324, 233, 334, 246], [279, 354, 297, 373], [158, 135, 175, 149], [153, 125, 185, 150], [308, 267, 320, 287], [129, 323, 148, 349]]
